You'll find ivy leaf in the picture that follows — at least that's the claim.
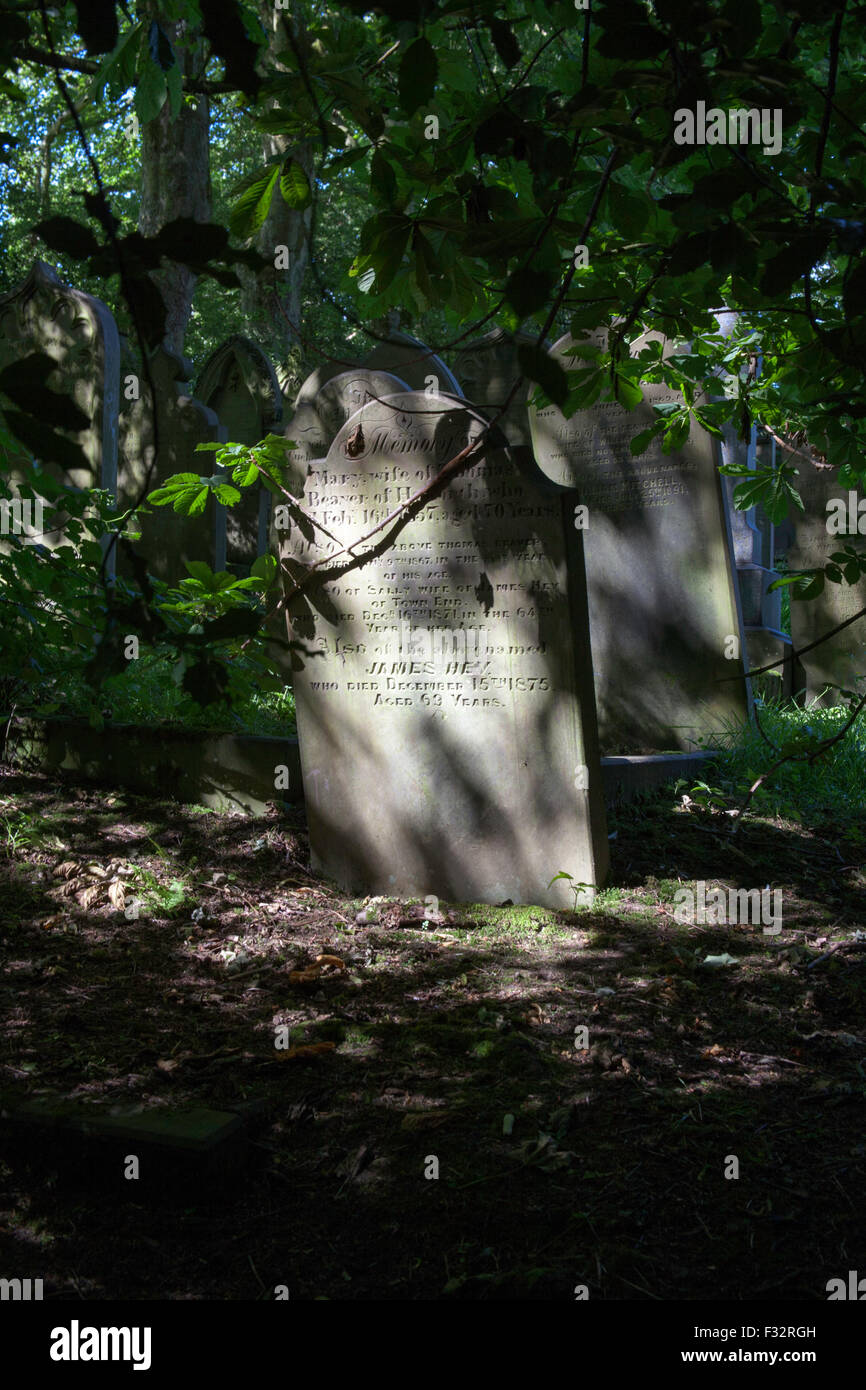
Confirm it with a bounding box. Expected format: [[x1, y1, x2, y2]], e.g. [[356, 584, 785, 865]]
[[399, 37, 437, 115]]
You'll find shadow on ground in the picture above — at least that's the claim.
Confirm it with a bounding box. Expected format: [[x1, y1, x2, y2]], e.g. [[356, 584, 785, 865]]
[[0, 766, 864, 1300]]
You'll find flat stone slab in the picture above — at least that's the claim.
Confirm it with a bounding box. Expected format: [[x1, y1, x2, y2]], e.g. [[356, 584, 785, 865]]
[[3, 1096, 243, 1154]]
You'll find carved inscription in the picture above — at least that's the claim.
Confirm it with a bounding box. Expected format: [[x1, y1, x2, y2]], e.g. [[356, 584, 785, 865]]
[[281, 388, 609, 908], [290, 411, 559, 714], [533, 396, 695, 512]]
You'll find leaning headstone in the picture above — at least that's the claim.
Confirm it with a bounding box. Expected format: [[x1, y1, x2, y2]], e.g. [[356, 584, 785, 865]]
[[528, 331, 751, 752], [362, 329, 461, 396], [0, 260, 119, 566], [118, 346, 226, 586], [196, 336, 282, 572], [279, 389, 609, 909], [787, 466, 866, 705], [449, 328, 543, 450]]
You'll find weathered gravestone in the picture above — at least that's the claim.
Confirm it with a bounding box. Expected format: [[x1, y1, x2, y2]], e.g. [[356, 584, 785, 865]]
[[279, 390, 609, 909], [283, 367, 410, 476], [0, 260, 119, 562], [528, 332, 751, 753], [787, 466, 866, 705], [196, 335, 282, 573], [118, 346, 226, 586], [449, 328, 542, 450], [362, 329, 461, 396]]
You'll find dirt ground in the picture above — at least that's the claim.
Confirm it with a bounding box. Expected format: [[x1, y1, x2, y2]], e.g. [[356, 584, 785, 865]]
[[1, 763, 864, 1300]]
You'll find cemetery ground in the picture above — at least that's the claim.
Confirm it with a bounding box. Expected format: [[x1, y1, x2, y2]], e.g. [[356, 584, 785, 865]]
[[0, 756, 865, 1302]]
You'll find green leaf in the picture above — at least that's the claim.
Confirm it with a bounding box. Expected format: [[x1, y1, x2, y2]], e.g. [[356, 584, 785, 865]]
[[517, 344, 568, 408], [505, 267, 555, 319], [229, 165, 280, 240], [613, 374, 643, 410], [135, 57, 168, 126], [184, 561, 215, 586], [629, 425, 660, 455], [399, 37, 437, 115], [488, 18, 521, 68], [251, 553, 278, 583], [89, 21, 142, 102], [279, 158, 312, 210], [760, 230, 830, 297], [212, 483, 242, 506], [232, 458, 260, 487], [371, 149, 399, 206]]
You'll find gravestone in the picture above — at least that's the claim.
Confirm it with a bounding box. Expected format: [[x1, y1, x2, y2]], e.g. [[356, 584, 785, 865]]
[[787, 467, 866, 705], [118, 346, 226, 586], [449, 328, 542, 450], [279, 389, 609, 909], [283, 367, 410, 474], [196, 336, 282, 573], [0, 260, 119, 567], [362, 329, 461, 396], [528, 331, 751, 752]]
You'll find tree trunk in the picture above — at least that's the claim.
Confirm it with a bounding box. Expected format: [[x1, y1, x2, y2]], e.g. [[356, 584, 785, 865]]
[[238, 3, 312, 388], [138, 11, 211, 357]]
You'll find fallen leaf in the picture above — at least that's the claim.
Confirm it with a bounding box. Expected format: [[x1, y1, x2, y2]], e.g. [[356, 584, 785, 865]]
[[108, 880, 126, 909]]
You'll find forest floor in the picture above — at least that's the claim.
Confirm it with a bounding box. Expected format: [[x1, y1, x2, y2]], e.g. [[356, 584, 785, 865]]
[[1, 763, 865, 1301]]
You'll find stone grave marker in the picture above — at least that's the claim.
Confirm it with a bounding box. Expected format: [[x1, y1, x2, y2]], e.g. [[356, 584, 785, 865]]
[[284, 367, 410, 472], [449, 328, 542, 450], [118, 346, 226, 586], [196, 335, 282, 573], [0, 260, 119, 566], [528, 331, 751, 752], [362, 329, 461, 396], [279, 389, 609, 909], [787, 466, 866, 705]]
